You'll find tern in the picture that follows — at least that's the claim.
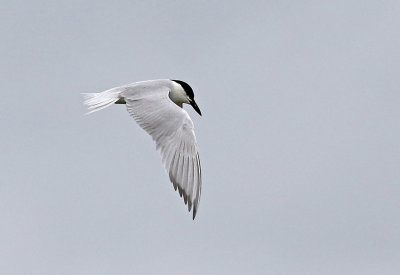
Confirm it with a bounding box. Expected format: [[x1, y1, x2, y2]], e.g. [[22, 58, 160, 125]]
[[82, 79, 202, 219]]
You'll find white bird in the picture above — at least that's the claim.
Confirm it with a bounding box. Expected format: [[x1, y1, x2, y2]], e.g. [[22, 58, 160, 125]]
[[82, 79, 202, 219]]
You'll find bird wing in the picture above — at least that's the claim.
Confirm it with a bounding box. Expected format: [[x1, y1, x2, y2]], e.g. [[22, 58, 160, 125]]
[[121, 86, 202, 219]]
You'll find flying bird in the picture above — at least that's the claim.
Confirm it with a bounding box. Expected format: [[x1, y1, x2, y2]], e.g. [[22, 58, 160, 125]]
[[82, 79, 202, 219]]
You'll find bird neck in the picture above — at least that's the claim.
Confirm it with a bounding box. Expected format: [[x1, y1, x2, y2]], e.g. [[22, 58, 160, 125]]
[[168, 86, 189, 106]]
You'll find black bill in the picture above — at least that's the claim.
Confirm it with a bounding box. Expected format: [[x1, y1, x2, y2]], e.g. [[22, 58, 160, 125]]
[[190, 99, 202, 116]]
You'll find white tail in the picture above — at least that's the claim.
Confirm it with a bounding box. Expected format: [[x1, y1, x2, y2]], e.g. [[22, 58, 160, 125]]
[[82, 88, 122, 114]]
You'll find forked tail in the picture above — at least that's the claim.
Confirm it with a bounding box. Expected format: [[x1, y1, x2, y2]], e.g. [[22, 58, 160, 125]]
[[82, 88, 122, 114]]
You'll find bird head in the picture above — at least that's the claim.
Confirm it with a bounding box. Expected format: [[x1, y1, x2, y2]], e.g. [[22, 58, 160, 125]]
[[172, 80, 202, 116]]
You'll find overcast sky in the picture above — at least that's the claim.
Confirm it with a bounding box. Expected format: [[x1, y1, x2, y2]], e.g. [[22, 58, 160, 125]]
[[1, 1, 399, 274]]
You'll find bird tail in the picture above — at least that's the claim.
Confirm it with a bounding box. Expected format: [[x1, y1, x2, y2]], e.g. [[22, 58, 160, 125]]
[[82, 88, 122, 114]]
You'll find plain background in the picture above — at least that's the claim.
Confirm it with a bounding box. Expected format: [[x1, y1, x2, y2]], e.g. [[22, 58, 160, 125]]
[[1, 1, 399, 274]]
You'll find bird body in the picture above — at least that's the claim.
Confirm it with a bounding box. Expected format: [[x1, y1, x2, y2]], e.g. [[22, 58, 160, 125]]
[[82, 79, 202, 219]]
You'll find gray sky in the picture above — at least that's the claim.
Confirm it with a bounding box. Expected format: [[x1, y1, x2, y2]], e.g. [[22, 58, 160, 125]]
[[1, 1, 399, 274]]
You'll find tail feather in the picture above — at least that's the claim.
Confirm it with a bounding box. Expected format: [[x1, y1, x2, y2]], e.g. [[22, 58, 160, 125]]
[[82, 88, 121, 114]]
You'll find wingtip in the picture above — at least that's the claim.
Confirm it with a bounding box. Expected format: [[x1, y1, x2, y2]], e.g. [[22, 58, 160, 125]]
[[192, 207, 197, 220]]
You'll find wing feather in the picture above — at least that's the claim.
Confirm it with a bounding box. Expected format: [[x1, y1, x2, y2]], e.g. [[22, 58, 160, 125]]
[[122, 85, 202, 219]]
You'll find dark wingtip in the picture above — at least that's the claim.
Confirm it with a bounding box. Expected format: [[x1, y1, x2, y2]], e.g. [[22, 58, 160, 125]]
[[192, 207, 197, 220]]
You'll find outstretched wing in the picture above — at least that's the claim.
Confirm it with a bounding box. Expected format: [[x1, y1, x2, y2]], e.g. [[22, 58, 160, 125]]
[[122, 86, 202, 219]]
